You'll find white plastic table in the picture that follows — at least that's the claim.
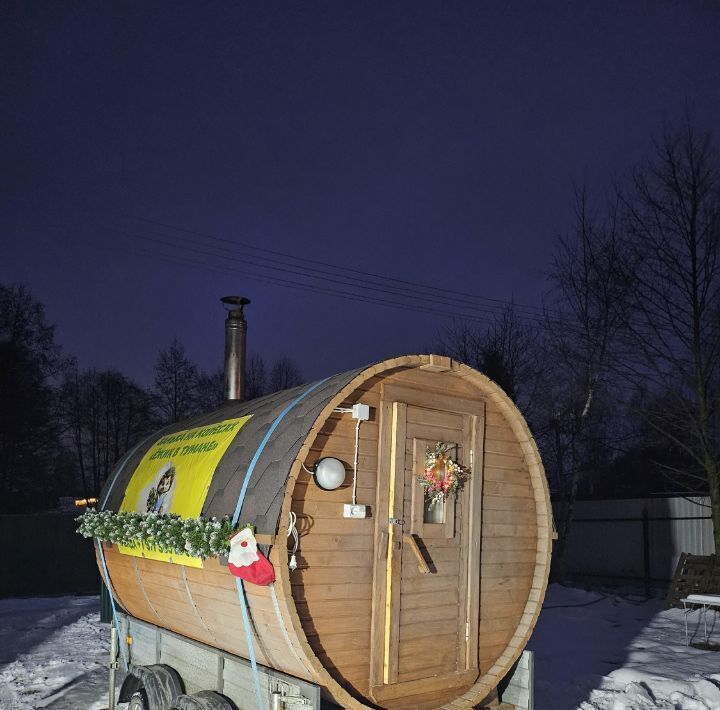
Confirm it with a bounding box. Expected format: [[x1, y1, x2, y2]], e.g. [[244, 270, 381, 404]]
[[681, 594, 720, 645]]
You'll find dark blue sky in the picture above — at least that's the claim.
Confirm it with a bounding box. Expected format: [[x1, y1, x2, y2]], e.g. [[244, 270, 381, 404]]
[[2, 1, 719, 385]]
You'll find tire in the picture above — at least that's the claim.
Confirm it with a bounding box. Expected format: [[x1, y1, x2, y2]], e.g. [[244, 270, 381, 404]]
[[169, 691, 235, 710], [120, 664, 184, 709], [128, 690, 149, 710]]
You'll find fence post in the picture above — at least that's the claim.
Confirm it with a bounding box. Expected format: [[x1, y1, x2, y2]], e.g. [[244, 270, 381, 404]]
[[642, 506, 651, 598]]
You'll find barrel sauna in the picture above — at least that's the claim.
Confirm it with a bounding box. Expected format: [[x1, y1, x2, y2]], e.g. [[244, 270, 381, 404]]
[[99, 354, 552, 709]]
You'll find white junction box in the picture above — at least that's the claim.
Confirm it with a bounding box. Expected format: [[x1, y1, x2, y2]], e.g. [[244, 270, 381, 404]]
[[351, 403, 370, 421], [343, 504, 370, 518]]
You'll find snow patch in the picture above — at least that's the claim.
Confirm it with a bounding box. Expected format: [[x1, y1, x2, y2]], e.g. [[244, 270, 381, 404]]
[[0, 596, 115, 710], [531, 584, 720, 709], [3, 586, 720, 709]]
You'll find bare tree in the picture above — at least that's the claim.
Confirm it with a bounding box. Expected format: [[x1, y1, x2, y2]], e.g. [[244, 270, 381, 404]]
[[542, 184, 632, 578], [195, 367, 225, 411], [244, 353, 267, 400], [620, 119, 720, 548], [433, 320, 483, 371], [154, 339, 199, 423], [58, 364, 153, 496], [269, 355, 303, 393], [433, 303, 542, 413], [482, 302, 543, 412]]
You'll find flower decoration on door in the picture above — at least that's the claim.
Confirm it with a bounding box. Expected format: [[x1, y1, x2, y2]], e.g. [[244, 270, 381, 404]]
[[418, 442, 470, 507]]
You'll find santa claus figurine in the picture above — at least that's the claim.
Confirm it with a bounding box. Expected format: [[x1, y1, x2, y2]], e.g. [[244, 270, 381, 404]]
[[227, 527, 275, 586]]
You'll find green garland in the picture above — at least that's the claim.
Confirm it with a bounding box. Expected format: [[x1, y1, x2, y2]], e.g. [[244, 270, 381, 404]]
[[77, 509, 235, 559]]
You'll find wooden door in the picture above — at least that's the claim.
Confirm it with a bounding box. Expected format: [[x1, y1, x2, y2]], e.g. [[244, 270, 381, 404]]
[[370, 400, 485, 704]]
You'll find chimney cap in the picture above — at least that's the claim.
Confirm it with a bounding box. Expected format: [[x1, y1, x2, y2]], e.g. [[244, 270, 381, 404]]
[[221, 296, 251, 318]]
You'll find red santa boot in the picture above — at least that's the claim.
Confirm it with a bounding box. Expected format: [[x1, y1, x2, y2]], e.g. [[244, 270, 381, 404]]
[[227, 527, 275, 586]]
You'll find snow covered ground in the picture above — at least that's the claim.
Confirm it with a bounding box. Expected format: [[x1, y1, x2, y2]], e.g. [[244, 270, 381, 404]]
[[0, 596, 113, 709], [529, 585, 720, 709], [0, 585, 719, 709]]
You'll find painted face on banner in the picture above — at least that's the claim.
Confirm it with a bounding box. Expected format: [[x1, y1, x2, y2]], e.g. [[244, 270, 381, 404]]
[[228, 527, 259, 568]]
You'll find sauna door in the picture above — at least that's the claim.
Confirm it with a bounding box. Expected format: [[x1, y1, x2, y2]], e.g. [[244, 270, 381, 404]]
[[370, 400, 484, 703]]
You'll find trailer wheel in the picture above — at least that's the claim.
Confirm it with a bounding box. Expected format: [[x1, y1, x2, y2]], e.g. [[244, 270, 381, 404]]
[[128, 690, 149, 709], [169, 690, 236, 710], [119, 664, 184, 709]]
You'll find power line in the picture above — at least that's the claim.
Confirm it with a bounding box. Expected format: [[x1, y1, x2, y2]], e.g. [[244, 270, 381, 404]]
[[122, 228, 549, 326], [105, 242, 502, 324], [5, 192, 553, 325], [122, 213, 550, 318]]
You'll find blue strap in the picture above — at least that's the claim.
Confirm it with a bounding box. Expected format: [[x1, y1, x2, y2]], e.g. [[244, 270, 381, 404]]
[[231, 377, 330, 526], [230, 378, 330, 710], [236, 578, 264, 709], [96, 539, 129, 671]]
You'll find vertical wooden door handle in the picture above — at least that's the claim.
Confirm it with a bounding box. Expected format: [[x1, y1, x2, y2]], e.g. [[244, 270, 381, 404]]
[[403, 534, 430, 574]]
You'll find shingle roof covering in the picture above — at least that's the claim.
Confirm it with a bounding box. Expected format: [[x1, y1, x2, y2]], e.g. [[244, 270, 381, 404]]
[[99, 365, 367, 535]]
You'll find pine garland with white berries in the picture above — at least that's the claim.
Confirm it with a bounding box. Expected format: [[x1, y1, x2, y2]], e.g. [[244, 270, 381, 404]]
[[76, 509, 235, 558]]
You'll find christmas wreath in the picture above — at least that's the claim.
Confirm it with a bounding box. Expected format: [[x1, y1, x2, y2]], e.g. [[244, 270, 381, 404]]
[[417, 442, 470, 507]]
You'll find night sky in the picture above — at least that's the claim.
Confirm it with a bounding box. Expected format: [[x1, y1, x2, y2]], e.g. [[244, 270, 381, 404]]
[[2, 2, 719, 385]]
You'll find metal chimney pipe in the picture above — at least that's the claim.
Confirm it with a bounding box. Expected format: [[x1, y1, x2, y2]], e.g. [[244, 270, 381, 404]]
[[221, 296, 250, 401]]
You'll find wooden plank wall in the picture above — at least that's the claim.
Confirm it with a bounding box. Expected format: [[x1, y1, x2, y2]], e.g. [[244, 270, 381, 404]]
[[103, 545, 311, 681], [290, 376, 384, 699], [479, 400, 537, 674], [291, 367, 538, 706]]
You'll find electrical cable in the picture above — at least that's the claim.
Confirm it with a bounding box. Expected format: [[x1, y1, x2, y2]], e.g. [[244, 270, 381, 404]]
[[287, 511, 298, 572], [331, 407, 361, 506], [352, 419, 361, 506]]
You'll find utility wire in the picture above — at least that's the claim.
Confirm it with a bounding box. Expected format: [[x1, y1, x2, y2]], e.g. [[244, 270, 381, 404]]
[[8, 191, 658, 343], [5, 193, 565, 330], [78, 212, 548, 325], [127, 227, 546, 320], [107, 243, 500, 324], [125, 239, 617, 341], [5, 192, 554, 323], [121, 229, 549, 326], [27, 214, 613, 341], [122, 213, 550, 318]]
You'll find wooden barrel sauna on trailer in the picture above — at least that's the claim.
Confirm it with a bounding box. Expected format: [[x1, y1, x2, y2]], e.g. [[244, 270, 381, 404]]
[[97, 354, 552, 709]]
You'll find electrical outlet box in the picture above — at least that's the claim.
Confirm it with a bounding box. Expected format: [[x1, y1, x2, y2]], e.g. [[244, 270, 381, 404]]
[[351, 403, 370, 421], [343, 504, 370, 518]]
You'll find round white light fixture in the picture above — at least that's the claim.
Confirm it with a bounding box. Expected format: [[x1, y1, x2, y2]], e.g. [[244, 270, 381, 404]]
[[313, 457, 346, 491]]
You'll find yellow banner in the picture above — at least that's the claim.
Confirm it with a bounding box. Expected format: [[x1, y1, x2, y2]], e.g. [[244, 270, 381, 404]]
[[118, 416, 251, 567]]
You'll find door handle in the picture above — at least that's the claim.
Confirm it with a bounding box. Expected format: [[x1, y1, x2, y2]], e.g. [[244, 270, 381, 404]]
[[403, 534, 430, 575]]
